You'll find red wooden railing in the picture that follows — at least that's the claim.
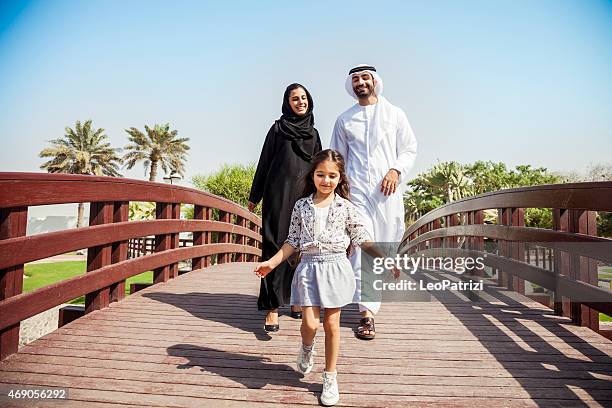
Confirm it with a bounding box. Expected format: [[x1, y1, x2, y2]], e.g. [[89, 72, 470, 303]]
[[0, 173, 262, 360], [400, 182, 612, 335]]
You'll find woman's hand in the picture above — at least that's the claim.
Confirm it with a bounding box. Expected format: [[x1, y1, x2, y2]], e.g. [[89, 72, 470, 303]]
[[254, 261, 274, 278], [248, 201, 256, 212]]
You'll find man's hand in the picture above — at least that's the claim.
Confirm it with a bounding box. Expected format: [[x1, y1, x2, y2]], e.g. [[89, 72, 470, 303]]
[[391, 266, 401, 279], [248, 201, 256, 212], [254, 261, 274, 278], [380, 169, 400, 196]]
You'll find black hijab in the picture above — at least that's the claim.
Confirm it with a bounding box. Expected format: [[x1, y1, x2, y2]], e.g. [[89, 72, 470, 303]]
[[275, 83, 319, 162]]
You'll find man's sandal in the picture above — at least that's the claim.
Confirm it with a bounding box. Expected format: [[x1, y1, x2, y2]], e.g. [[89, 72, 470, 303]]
[[355, 317, 375, 340]]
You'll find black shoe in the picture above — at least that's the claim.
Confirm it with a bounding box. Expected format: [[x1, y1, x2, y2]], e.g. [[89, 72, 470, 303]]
[[290, 311, 302, 319], [264, 324, 279, 332]]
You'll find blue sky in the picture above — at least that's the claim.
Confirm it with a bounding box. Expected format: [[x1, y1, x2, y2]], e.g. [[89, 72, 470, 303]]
[[1, 0, 611, 196]]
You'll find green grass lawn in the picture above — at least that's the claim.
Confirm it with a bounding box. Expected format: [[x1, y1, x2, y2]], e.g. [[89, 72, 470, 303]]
[[597, 264, 612, 322], [23, 261, 153, 304]]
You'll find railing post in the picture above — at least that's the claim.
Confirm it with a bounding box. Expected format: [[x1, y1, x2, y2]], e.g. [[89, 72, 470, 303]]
[[246, 220, 257, 262], [0, 206, 27, 360], [237, 217, 247, 262], [255, 224, 262, 261], [432, 218, 441, 249], [218, 211, 231, 264], [170, 203, 181, 279], [193, 205, 204, 270], [568, 209, 599, 330], [154, 203, 172, 283], [497, 208, 511, 288], [86, 202, 113, 313], [110, 201, 129, 303], [473, 210, 485, 277], [444, 214, 458, 248], [553, 209, 570, 317], [464, 211, 472, 252], [510, 208, 525, 294], [204, 208, 212, 266], [418, 225, 426, 252]]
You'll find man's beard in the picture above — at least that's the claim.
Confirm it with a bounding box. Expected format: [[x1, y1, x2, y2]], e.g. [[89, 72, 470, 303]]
[[354, 84, 372, 98]]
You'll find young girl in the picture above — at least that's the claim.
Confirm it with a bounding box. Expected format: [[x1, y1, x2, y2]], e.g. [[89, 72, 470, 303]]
[[254, 149, 396, 406]]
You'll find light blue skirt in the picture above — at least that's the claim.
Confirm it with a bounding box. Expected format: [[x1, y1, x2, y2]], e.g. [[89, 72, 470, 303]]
[[290, 252, 356, 309]]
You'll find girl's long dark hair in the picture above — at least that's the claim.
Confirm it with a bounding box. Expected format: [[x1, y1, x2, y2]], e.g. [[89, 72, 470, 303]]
[[300, 149, 350, 200]]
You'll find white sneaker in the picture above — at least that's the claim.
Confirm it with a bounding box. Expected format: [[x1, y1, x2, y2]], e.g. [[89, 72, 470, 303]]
[[296, 342, 316, 374], [320, 371, 339, 406]]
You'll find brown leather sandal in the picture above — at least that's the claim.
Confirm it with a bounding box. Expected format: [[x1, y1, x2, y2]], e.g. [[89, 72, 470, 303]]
[[355, 317, 376, 340]]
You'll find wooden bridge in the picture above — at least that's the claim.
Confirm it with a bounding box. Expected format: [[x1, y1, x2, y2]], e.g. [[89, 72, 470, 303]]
[[1, 173, 611, 407]]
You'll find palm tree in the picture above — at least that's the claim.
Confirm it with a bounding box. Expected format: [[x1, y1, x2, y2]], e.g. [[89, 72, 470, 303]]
[[410, 161, 472, 204], [39, 120, 122, 227], [123, 123, 190, 182]]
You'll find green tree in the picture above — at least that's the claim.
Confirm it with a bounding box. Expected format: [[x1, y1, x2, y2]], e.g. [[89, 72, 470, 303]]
[[405, 161, 472, 225], [404, 191, 444, 224], [599, 212, 612, 238], [39, 120, 122, 227], [189, 163, 258, 217], [509, 164, 562, 187], [465, 161, 512, 194], [405, 161, 565, 228], [123, 123, 190, 182], [426, 161, 473, 202], [524, 208, 553, 229]]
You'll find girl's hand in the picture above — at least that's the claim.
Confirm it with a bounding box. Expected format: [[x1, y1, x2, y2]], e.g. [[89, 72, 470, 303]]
[[248, 201, 256, 212], [254, 261, 273, 278]]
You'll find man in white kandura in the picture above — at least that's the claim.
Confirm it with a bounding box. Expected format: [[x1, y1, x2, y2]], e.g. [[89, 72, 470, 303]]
[[330, 64, 417, 340]]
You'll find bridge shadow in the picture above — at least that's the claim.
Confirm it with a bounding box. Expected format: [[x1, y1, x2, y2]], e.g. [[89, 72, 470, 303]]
[[142, 292, 283, 341], [140, 276, 612, 405], [143, 290, 368, 339], [408, 269, 612, 407], [167, 344, 319, 392], [142, 291, 320, 397]]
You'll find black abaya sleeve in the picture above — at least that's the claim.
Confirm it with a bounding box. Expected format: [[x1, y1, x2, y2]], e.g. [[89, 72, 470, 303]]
[[314, 131, 322, 155], [249, 124, 277, 205]]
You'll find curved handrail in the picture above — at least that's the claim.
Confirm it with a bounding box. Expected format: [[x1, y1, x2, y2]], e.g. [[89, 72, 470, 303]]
[[0, 243, 259, 330], [404, 181, 612, 238], [0, 172, 263, 360], [400, 181, 612, 333], [402, 225, 612, 263], [0, 219, 261, 270], [0, 172, 260, 225]]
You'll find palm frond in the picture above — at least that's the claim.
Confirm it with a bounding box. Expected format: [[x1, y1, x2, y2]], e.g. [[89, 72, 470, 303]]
[[122, 123, 189, 179], [39, 120, 122, 177]]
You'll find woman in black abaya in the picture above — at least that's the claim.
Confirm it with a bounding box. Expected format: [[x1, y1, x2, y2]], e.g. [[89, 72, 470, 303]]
[[248, 83, 322, 332]]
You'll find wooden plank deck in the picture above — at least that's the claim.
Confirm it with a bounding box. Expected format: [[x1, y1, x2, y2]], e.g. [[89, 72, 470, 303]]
[[1, 263, 611, 407]]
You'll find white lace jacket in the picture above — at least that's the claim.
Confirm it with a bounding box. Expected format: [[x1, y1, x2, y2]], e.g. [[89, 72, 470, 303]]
[[285, 194, 371, 253]]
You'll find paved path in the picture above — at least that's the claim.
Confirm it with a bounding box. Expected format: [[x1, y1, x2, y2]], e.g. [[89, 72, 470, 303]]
[[1, 263, 611, 407]]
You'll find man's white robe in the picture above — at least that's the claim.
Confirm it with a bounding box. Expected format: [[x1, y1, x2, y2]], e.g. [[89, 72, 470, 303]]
[[331, 95, 417, 314]]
